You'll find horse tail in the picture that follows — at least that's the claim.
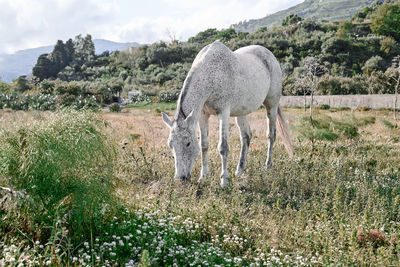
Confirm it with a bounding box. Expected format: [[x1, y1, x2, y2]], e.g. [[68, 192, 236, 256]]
[[276, 105, 294, 159]]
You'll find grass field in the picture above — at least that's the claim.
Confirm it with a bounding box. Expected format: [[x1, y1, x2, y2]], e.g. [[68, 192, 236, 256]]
[[1, 106, 400, 266]]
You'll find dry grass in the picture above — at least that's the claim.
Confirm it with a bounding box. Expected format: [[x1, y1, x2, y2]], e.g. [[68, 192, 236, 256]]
[[100, 106, 400, 265], [2, 107, 400, 265]]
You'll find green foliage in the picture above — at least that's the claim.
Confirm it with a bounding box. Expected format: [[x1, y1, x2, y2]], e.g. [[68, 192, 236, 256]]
[[188, 28, 219, 46], [319, 104, 331, 110], [33, 39, 75, 81], [336, 21, 353, 38], [32, 54, 57, 80], [0, 93, 57, 110], [109, 103, 121, 112], [294, 113, 376, 141], [371, 2, 400, 41], [1, 109, 400, 266], [157, 91, 180, 103], [380, 36, 400, 56], [232, 0, 380, 32], [282, 14, 303, 26], [0, 81, 11, 93], [381, 118, 397, 129], [73, 34, 95, 64], [362, 55, 386, 74], [4, 0, 400, 110], [11, 76, 31, 93], [0, 111, 117, 239]]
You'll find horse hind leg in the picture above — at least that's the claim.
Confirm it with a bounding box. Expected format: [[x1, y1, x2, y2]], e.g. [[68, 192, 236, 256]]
[[235, 116, 251, 177], [264, 101, 278, 170]]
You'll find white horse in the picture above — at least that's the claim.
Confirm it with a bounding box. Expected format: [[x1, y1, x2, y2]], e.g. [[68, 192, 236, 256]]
[[162, 40, 293, 187]]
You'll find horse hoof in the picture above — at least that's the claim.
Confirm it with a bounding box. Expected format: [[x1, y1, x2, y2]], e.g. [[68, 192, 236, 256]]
[[235, 169, 244, 177], [200, 168, 209, 179], [265, 162, 273, 171], [220, 177, 229, 187]]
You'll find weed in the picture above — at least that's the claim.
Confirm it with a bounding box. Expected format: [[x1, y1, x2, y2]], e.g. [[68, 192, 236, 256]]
[[109, 103, 121, 112], [381, 118, 397, 129], [318, 104, 330, 110], [0, 110, 119, 243], [1, 108, 400, 266]]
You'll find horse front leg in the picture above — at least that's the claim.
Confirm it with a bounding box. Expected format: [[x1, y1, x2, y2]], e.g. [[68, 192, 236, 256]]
[[235, 116, 251, 177], [218, 110, 230, 187], [198, 111, 210, 181]]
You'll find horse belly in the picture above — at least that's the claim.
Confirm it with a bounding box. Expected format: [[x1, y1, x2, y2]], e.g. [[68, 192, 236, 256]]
[[229, 89, 267, 116], [229, 74, 269, 116]]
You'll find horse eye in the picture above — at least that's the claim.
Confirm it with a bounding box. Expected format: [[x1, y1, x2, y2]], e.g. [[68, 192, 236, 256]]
[[186, 142, 191, 147]]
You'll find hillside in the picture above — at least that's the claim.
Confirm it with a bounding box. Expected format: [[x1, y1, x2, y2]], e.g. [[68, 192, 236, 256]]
[[232, 0, 381, 32], [0, 39, 139, 83]]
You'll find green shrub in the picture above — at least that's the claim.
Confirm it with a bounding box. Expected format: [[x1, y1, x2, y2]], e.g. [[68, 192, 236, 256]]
[[0, 110, 117, 240], [356, 106, 370, 111], [109, 103, 121, 112], [157, 91, 179, 103], [294, 114, 376, 141], [319, 104, 330, 110], [381, 119, 396, 129], [0, 93, 57, 111]]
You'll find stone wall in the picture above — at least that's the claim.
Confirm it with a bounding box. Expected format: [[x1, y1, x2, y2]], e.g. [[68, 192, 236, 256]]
[[280, 94, 396, 109]]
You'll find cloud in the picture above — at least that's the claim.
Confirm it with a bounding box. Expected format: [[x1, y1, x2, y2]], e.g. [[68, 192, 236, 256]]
[[106, 0, 303, 44], [0, 0, 117, 53], [0, 0, 303, 53]]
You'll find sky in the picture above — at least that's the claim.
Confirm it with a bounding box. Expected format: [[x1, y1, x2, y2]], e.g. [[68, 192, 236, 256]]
[[0, 0, 303, 54]]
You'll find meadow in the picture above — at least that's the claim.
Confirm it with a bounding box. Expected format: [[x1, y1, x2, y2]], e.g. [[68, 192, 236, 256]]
[[1, 106, 400, 266]]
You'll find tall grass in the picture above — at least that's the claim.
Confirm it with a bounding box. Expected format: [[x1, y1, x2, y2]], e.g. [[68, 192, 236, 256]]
[[294, 113, 376, 141], [0, 110, 118, 241], [1, 108, 400, 266]]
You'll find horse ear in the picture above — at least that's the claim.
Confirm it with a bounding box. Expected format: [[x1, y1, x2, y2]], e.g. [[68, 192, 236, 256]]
[[161, 112, 173, 128], [184, 110, 196, 126]]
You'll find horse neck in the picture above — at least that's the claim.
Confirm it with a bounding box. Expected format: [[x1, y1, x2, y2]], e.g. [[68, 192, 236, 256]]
[[175, 83, 208, 124]]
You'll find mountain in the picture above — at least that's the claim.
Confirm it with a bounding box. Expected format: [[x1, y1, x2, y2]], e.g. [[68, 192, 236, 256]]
[[0, 39, 139, 83], [232, 0, 384, 32]]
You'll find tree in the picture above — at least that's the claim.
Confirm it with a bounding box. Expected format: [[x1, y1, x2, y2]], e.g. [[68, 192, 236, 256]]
[[0, 81, 11, 93], [11, 76, 31, 93], [32, 54, 57, 80], [65, 38, 75, 63], [336, 21, 353, 39], [187, 28, 219, 46], [390, 55, 400, 122], [371, 2, 400, 41], [32, 40, 75, 81], [216, 28, 238, 42], [302, 56, 327, 124], [380, 36, 400, 56], [282, 14, 303, 26], [362, 56, 386, 74], [73, 34, 95, 64], [51, 40, 69, 69]]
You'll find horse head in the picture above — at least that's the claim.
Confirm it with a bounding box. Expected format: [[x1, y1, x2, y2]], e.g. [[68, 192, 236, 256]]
[[161, 111, 200, 182]]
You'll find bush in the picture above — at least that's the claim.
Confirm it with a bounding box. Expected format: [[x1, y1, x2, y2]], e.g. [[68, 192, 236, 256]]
[[157, 91, 179, 103], [294, 114, 376, 141], [0, 93, 57, 111], [109, 103, 121, 112], [381, 119, 397, 129], [130, 94, 152, 104], [0, 111, 118, 240], [319, 104, 330, 110]]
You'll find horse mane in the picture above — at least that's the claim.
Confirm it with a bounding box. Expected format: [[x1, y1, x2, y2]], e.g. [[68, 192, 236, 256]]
[[175, 42, 219, 121], [175, 74, 193, 120]]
